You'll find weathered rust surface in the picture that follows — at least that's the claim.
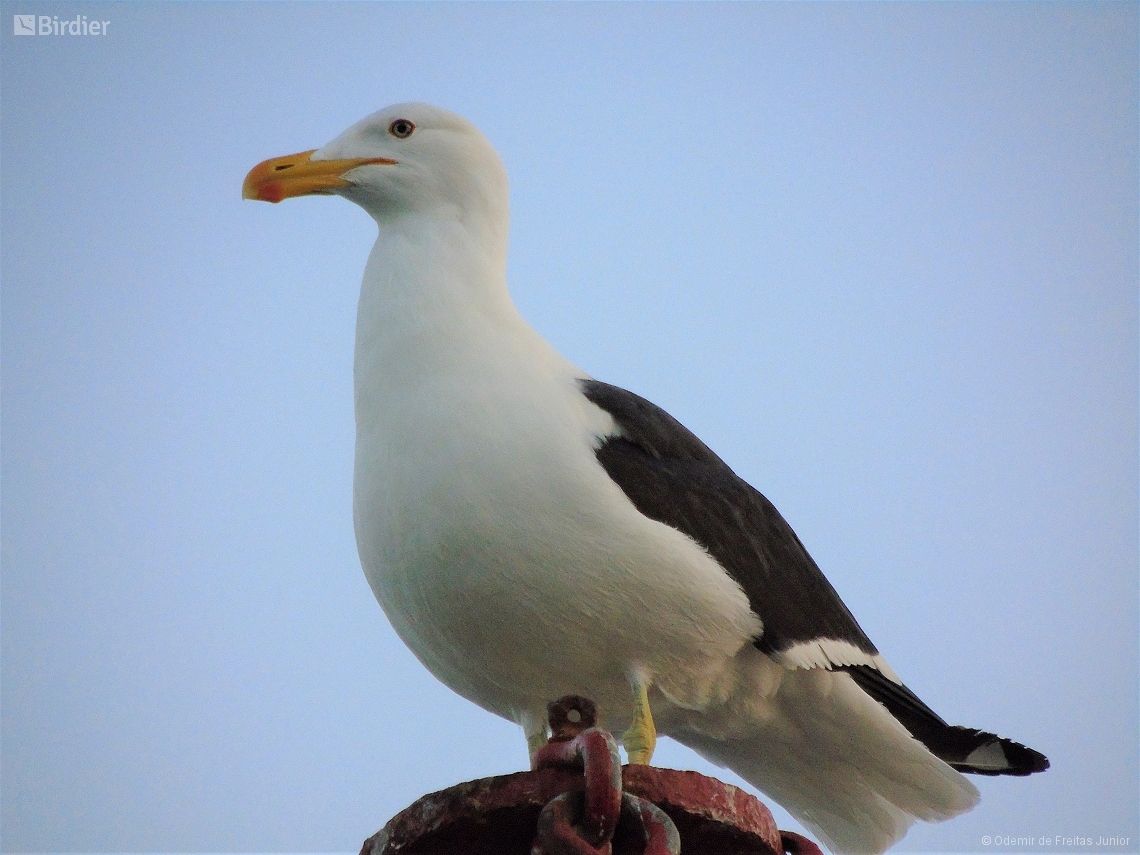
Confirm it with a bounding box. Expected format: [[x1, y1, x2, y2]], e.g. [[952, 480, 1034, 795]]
[[361, 765, 787, 855], [624, 765, 781, 854]]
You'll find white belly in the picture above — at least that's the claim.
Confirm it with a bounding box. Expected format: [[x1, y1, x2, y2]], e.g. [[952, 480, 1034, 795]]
[[352, 363, 760, 731]]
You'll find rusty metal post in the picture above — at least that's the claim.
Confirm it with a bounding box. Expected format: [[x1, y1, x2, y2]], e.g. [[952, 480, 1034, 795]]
[[360, 696, 823, 855]]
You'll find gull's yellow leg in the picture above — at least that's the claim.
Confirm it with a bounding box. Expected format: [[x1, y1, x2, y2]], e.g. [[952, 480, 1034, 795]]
[[622, 679, 657, 765]]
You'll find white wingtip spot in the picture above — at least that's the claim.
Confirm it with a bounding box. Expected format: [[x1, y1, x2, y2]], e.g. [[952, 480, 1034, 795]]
[[965, 740, 1011, 770]]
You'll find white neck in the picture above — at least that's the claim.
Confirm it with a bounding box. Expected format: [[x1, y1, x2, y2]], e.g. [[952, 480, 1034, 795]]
[[352, 211, 555, 431]]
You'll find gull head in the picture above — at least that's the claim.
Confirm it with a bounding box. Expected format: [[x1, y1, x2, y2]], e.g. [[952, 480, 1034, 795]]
[[243, 103, 508, 228]]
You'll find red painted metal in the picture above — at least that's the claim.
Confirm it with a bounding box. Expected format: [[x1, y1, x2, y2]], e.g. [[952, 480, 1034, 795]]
[[363, 765, 811, 854], [361, 695, 821, 855]]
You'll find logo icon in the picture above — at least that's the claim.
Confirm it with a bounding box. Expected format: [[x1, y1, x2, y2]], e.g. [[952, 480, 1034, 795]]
[[14, 14, 36, 34]]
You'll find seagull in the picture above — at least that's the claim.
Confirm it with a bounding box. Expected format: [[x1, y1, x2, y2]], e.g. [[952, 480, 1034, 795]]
[[243, 103, 1048, 854]]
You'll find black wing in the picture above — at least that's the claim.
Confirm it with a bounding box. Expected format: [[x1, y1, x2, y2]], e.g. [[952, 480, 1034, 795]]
[[580, 379, 1050, 777], [579, 378, 876, 658]]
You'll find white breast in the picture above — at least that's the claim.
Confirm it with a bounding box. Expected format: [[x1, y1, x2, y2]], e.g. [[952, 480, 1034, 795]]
[[350, 219, 759, 729]]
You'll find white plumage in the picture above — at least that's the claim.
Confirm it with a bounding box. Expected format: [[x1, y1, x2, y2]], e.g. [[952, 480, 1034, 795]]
[[243, 102, 1046, 854]]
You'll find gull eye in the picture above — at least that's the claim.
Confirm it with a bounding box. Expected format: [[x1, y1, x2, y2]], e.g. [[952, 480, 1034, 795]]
[[389, 119, 415, 139]]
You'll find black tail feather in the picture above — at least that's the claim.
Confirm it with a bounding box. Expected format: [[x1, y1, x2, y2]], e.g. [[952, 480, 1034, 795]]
[[841, 665, 1050, 776]]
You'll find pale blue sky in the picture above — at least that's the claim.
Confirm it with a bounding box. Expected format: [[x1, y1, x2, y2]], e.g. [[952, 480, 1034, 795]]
[[2, 2, 1137, 852]]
